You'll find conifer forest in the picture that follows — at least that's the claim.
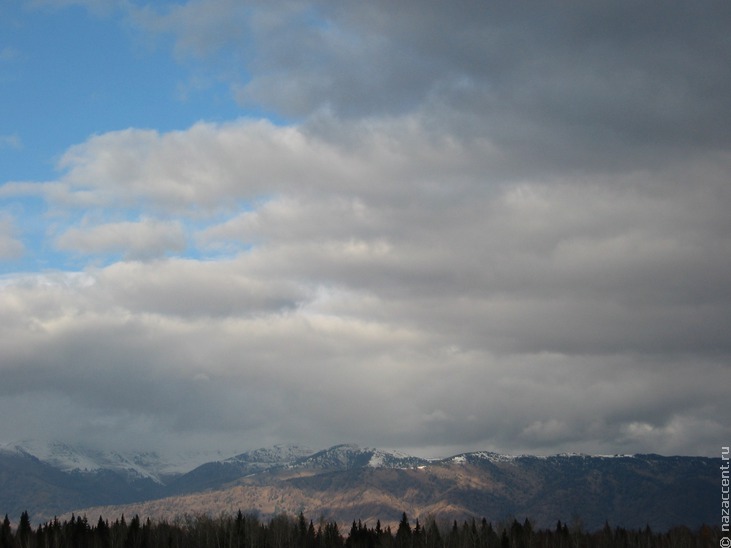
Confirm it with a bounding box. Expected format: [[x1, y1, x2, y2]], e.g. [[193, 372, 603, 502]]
[[0, 511, 723, 548]]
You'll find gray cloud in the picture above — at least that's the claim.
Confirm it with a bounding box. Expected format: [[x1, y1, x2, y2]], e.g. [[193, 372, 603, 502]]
[[1, 1, 730, 459], [135, 1, 731, 169]]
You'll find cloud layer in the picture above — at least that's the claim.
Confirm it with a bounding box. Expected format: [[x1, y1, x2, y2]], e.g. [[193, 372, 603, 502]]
[[1, 1, 729, 458]]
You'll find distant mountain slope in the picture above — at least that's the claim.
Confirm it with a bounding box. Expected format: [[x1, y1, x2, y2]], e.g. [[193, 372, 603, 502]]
[[0, 442, 719, 530], [430, 452, 717, 530], [0, 440, 225, 522], [0, 447, 166, 522], [165, 444, 315, 494], [0, 440, 223, 481]]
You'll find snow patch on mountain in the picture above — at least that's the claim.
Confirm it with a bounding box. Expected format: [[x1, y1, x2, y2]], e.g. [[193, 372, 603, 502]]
[[367, 448, 418, 468], [450, 452, 520, 464]]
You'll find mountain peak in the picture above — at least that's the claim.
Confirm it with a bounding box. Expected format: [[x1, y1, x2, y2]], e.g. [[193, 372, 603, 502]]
[[226, 444, 315, 465], [290, 444, 430, 471]]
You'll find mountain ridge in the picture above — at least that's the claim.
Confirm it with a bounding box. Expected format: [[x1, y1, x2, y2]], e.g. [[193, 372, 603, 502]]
[[0, 441, 719, 531]]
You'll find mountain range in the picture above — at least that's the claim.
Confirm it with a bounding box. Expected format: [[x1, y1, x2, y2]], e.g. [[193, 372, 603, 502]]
[[0, 441, 719, 531]]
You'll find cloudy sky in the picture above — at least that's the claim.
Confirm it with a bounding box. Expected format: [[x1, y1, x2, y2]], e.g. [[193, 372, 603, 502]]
[[1, 1, 730, 459]]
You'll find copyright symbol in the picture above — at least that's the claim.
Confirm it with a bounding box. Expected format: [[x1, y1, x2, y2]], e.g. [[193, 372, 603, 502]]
[[720, 537, 731, 548]]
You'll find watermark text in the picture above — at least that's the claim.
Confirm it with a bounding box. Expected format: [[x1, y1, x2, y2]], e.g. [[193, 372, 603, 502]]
[[722, 446, 729, 547]]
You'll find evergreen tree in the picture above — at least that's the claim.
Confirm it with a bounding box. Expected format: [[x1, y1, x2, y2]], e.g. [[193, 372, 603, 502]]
[[412, 519, 424, 548], [35, 522, 46, 548], [0, 515, 11, 548], [95, 515, 110, 548], [18, 511, 32, 548], [307, 520, 318, 548], [322, 521, 342, 548], [349, 521, 359, 548], [126, 514, 141, 548], [0, 507, 719, 548], [234, 510, 246, 548], [297, 512, 309, 548], [396, 513, 412, 548]]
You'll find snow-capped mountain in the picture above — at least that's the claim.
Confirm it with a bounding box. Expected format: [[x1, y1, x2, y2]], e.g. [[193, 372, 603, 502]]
[[0, 440, 222, 483], [225, 443, 315, 468], [169, 443, 428, 494], [163, 443, 316, 494], [290, 443, 430, 470]]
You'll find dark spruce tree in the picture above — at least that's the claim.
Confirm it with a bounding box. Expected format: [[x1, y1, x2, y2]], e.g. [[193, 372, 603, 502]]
[[0, 515, 11, 548], [17, 511, 32, 548], [396, 513, 412, 548]]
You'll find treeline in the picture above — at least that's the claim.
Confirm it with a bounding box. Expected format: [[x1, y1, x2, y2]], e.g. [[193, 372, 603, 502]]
[[0, 510, 722, 548]]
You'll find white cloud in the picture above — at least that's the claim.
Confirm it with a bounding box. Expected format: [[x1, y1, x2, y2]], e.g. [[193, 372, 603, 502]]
[[54, 218, 186, 260], [53, 121, 361, 212]]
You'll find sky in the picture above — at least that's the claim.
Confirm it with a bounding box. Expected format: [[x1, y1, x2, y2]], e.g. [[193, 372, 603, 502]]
[[1, 0, 730, 460]]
